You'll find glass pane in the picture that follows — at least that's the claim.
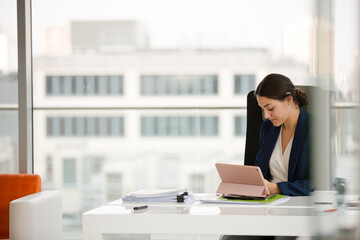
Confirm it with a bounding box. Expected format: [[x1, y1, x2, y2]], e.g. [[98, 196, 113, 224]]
[[0, 0, 18, 173], [333, 108, 359, 194], [33, 109, 246, 235], [332, 0, 360, 197], [32, 0, 316, 238], [0, 110, 18, 173]]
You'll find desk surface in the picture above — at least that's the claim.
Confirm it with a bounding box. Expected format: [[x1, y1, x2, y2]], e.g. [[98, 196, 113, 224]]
[[82, 194, 357, 240]]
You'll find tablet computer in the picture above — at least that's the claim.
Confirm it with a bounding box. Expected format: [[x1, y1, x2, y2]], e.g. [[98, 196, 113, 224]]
[[215, 163, 270, 198]]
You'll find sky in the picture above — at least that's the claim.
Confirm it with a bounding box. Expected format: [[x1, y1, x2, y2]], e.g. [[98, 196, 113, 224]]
[[0, 0, 314, 71], [30, 0, 313, 53]]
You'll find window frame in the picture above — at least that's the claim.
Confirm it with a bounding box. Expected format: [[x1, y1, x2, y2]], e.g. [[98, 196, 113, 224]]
[[17, 0, 33, 173]]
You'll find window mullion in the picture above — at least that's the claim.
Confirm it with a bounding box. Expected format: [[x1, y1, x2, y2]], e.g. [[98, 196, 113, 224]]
[[17, 0, 33, 173]]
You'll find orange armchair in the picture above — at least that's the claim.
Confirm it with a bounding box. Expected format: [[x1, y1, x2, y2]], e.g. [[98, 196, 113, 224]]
[[0, 174, 61, 240], [0, 174, 41, 239]]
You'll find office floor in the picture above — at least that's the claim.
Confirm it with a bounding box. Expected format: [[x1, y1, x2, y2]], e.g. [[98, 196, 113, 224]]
[[63, 233, 315, 240], [102, 234, 221, 240]]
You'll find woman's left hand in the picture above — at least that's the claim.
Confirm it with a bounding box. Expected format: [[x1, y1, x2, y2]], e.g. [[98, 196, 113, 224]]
[[264, 180, 282, 195]]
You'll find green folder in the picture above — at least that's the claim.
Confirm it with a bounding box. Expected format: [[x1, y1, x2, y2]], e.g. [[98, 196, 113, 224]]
[[219, 194, 286, 204]]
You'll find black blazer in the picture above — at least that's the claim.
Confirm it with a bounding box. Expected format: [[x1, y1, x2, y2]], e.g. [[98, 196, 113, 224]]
[[255, 107, 310, 196]]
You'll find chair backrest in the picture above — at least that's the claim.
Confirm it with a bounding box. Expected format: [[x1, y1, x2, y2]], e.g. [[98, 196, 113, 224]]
[[244, 90, 263, 166], [244, 86, 314, 166], [0, 174, 41, 239]]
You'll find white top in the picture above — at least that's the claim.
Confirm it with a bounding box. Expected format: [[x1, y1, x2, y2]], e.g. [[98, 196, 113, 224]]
[[269, 125, 294, 183]]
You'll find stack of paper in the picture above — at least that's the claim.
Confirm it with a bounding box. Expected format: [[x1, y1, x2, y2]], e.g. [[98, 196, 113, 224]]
[[122, 188, 194, 203]]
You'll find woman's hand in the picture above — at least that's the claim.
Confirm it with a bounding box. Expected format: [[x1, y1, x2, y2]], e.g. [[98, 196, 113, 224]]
[[264, 180, 282, 195]]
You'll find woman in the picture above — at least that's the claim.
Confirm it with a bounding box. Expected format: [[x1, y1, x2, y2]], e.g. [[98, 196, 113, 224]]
[[255, 73, 310, 196], [221, 73, 310, 240]]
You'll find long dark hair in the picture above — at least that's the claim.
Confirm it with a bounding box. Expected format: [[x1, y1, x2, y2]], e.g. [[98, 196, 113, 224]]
[[255, 73, 308, 107]]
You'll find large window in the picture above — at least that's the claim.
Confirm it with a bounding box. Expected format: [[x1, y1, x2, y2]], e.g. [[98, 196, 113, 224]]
[[0, 0, 355, 239], [30, 1, 318, 238], [332, 0, 360, 195]]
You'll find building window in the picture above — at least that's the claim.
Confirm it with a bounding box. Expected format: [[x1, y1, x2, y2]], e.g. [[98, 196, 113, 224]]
[[141, 116, 218, 137], [46, 116, 124, 137], [159, 157, 179, 188], [63, 158, 76, 187], [82, 157, 105, 210], [45, 75, 124, 96], [106, 173, 123, 202], [235, 116, 246, 136], [141, 75, 218, 95], [46, 76, 53, 95], [46, 156, 53, 184], [82, 157, 104, 184], [234, 74, 255, 95], [189, 173, 205, 193]]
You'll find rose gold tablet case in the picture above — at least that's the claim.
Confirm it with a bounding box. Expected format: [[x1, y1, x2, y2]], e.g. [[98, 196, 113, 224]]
[[215, 163, 270, 198]]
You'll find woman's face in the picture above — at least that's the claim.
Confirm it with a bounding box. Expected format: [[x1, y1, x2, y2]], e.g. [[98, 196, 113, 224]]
[[256, 95, 292, 127]]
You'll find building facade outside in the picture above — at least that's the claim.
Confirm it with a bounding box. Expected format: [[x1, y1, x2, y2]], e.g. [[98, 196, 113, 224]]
[[33, 49, 272, 216]]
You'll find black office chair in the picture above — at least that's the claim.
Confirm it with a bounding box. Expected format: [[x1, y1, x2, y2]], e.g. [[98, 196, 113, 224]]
[[243, 86, 314, 166], [244, 90, 263, 166]]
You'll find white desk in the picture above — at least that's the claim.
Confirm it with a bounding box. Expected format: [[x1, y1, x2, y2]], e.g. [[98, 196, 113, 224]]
[[82, 195, 354, 240]]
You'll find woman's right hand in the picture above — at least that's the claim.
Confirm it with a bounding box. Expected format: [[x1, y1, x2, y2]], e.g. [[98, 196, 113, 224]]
[[264, 180, 281, 195]]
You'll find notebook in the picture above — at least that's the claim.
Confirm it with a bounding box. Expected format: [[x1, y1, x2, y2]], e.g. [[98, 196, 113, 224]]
[[215, 163, 270, 198]]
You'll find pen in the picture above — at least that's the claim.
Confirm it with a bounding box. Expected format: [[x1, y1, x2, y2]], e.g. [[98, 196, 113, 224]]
[[133, 205, 148, 210], [323, 208, 337, 212]]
